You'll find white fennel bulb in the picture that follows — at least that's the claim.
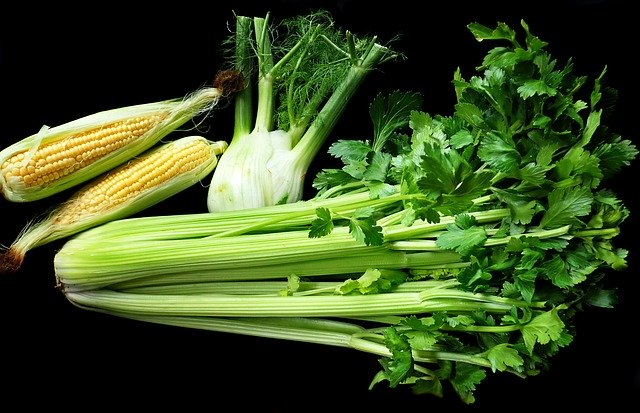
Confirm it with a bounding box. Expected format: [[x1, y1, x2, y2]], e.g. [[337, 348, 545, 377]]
[[207, 130, 301, 211]]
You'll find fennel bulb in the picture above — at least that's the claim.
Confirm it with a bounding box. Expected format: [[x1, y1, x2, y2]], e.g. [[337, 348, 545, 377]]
[[207, 129, 302, 209]]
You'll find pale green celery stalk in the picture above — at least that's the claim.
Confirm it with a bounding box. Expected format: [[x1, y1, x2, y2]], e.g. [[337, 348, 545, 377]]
[[352, 314, 527, 333], [56, 225, 463, 292], [72, 189, 404, 242], [54, 200, 514, 292], [382, 208, 510, 242], [388, 224, 574, 251], [207, 12, 397, 212], [54, 191, 511, 292], [89, 311, 426, 360], [106, 250, 463, 291], [64, 285, 523, 317], [118, 279, 462, 296]]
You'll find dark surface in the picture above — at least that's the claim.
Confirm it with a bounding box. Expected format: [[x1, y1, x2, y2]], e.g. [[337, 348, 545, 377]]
[[1, 1, 638, 410]]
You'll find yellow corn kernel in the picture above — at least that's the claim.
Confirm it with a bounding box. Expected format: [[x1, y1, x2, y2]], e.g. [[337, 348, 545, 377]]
[[0, 136, 227, 274]]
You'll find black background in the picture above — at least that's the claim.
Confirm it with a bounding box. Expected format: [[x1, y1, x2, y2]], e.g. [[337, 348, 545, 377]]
[[1, 0, 638, 410]]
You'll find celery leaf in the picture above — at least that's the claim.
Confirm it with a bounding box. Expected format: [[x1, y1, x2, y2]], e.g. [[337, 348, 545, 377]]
[[539, 186, 593, 229], [450, 363, 486, 405], [381, 328, 414, 387], [482, 343, 524, 372], [521, 307, 565, 354], [309, 207, 334, 238], [436, 215, 487, 256]]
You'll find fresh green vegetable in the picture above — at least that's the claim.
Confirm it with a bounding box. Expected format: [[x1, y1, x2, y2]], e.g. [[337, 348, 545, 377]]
[[54, 19, 636, 404], [206, 11, 397, 212]]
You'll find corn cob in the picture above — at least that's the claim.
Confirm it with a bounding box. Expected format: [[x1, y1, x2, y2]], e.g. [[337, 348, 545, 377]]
[[0, 136, 227, 273], [0, 70, 240, 202]]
